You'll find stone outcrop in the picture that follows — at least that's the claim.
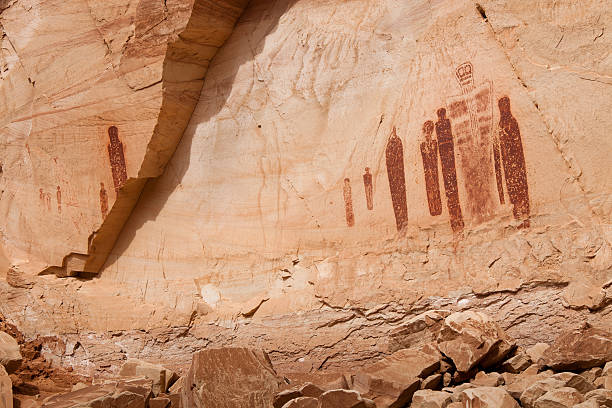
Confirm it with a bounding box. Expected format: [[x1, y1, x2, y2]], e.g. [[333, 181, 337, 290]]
[[539, 324, 612, 370], [181, 348, 283, 408], [0, 365, 12, 408], [119, 359, 177, 396], [0, 331, 21, 373]]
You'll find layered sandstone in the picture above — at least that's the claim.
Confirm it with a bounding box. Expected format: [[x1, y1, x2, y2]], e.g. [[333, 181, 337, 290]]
[[0, 0, 610, 382]]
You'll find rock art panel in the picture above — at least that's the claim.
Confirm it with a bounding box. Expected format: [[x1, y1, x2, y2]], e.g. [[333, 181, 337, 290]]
[[107, 126, 127, 192], [447, 62, 496, 225]]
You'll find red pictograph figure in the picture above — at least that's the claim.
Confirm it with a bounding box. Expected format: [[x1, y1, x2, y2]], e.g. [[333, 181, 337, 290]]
[[385, 127, 408, 231], [420, 120, 442, 216], [56, 186, 62, 213], [100, 182, 109, 219], [343, 178, 355, 227], [493, 135, 505, 205], [435, 108, 464, 233], [363, 167, 373, 210], [107, 126, 127, 192], [497, 96, 530, 228]]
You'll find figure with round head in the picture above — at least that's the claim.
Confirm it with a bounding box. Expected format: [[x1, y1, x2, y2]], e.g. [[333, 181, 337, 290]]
[[420, 120, 442, 216]]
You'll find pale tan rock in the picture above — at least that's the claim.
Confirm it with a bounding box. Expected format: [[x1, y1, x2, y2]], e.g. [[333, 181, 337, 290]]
[[71, 382, 89, 392], [460, 387, 519, 408], [521, 378, 567, 408], [299, 383, 324, 398], [0, 365, 12, 408], [504, 367, 552, 399], [534, 387, 585, 408], [595, 376, 612, 390], [540, 325, 612, 370], [604, 362, 612, 377], [443, 384, 476, 402], [181, 348, 283, 408], [471, 371, 504, 387], [501, 352, 532, 373], [275, 390, 303, 408], [350, 346, 440, 407], [572, 400, 599, 408], [583, 389, 612, 407], [551, 373, 596, 394], [0, 331, 21, 374], [119, 358, 176, 395], [41, 378, 153, 408], [318, 390, 370, 408], [411, 390, 453, 408], [387, 310, 451, 352], [561, 282, 607, 311], [437, 311, 514, 373], [578, 368, 602, 384], [527, 344, 551, 364], [281, 397, 318, 408]]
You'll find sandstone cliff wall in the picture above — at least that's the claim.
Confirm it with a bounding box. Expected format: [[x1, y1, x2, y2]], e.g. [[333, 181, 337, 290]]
[[0, 0, 610, 376]]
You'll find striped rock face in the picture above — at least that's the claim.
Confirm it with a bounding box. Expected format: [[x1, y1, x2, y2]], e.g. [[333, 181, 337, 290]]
[[0, 0, 611, 377]]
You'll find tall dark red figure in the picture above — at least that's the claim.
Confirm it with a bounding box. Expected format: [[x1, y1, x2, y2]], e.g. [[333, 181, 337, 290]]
[[497, 96, 530, 228], [385, 127, 408, 231], [435, 108, 464, 233], [363, 167, 373, 210], [420, 120, 442, 216], [107, 126, 127, 192]]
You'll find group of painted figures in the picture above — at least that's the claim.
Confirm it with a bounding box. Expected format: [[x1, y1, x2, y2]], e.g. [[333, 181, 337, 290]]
[[344, 62, 531, 233]]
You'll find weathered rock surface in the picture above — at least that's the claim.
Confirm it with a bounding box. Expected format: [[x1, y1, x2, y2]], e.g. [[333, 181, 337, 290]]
[[460, 386, 519, 408], [119, 359, 176, 396], [437, 311, 514, 372], [0, 0, 610, 383], [584, 389, 612, 407], [0, 331, 21, 373], [41, 378, 153, 408], [411, 390, 453, 408], [317, 390, 372, 408], [540, 325, 612, 370], [0, 365, 12, 408], [281, 397, 318, 408], [534, 387, 584, 408], [181, 348, 283, 408]]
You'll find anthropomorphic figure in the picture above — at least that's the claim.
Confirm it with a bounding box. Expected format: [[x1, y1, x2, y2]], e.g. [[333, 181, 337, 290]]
[[343, 178, 355, 227], [385, 127, 408, 231], [420, 120, 442, 216], [497, 96, 530, 228], [107, 126, 127, 191], [435, 108, 464, 233], [100, 182, 109, 219], [363, 167, 373, 211]]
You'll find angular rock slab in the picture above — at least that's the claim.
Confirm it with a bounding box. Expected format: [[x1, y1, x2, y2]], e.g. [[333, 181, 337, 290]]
[[350, 346, 440, 407], [0, 365, 12, 408], [119, 358, 177, 395], [534, 387, 584, 408], [540, 325, 612, 370], [460, 387, 519, 408], [181, 348, 283, 408], [0, 331, 21, 373], [411, 390, 453, 408], [41, 378, 153, 408], [437, 311, 514, 372]]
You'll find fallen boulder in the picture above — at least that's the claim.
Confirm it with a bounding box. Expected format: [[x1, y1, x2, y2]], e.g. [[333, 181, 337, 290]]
[[521, 378, 567, 408], [411, 390, 453, 408], [0, 365, 12, 408], [318, 389, 373, 408], [539, 324, 612, 370], [181, 348, 283, 408], [350, 346, 439, 407], [583, 389, 612, 407], [0, 331, 22, 373], [533, 387, 584, 408], [119, 358, 177, 395], [41, 378, 153, 408], [281, 397, 318, 408], [459, 386, 519, 408], [436, 311, 514, 373], [387, 310, 451, 352]]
